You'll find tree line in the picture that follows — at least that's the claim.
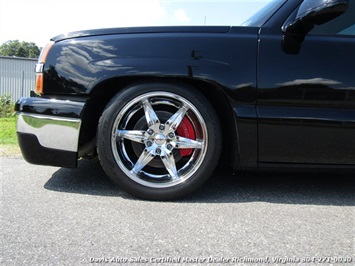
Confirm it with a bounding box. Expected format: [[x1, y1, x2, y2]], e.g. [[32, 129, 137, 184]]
[[0, 40, 40, 58]]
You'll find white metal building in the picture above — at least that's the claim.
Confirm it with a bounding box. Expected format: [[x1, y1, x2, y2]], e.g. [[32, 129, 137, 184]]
[[0, 56, 37, 102]]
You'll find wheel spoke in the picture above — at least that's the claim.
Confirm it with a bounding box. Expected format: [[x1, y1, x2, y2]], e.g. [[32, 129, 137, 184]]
[[117, 129, 146, 143], [166, 105, 189, 130], [131, 148, 155, 174], [142, 99, 160, 127], [175, 136, 203, 149], [161, 150, 179, 179]]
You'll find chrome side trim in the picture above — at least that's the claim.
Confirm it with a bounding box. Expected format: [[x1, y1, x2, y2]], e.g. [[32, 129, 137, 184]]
[[16, 113, 81, 152]]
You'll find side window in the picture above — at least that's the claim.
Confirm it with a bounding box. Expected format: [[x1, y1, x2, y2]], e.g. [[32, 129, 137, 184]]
[[309, 0, 355, 36]]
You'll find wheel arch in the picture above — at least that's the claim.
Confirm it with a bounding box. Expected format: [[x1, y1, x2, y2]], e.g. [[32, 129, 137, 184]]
[[79, 76, 239, 169]]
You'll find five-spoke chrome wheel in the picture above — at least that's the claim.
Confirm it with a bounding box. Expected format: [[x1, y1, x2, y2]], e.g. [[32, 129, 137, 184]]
[[98, 83, 221, 200]]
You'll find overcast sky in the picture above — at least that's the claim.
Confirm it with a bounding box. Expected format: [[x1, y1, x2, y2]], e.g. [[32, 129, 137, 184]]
[[0, 0, 271, 48]]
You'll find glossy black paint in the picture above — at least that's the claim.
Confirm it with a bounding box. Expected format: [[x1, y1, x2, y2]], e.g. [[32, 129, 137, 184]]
[[258, 1, 355, 165], [16, 0, 355, 169], [45, 27, 259, 98], [17, 133, 77, 168], [15, 97, 85, 119], [44, 26, 261, 167], [51, 26, 232, 42]]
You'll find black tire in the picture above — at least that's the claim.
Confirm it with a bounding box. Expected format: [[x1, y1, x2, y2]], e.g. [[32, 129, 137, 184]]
[[97, 82, 221, 200]]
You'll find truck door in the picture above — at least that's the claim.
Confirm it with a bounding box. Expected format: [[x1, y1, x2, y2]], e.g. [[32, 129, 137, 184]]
[[257, 0, 355, 165]]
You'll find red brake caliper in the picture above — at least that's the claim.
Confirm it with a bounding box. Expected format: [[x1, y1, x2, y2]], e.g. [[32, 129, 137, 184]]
[[176, 117, 195, 156]]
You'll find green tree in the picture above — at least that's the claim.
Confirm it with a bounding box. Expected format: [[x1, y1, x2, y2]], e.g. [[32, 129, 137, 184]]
[[0, 40, 40, 58]]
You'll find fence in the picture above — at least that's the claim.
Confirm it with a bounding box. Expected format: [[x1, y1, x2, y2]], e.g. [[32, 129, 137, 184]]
[[0, 56, 37, 103]]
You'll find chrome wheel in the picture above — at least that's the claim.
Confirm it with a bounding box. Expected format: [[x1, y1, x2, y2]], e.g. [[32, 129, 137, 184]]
[[112, 91, 208, 188], [97, 83, 221, 200]]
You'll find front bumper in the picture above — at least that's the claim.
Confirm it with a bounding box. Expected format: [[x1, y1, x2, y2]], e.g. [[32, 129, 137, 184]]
[[15, 97, 85, 168]]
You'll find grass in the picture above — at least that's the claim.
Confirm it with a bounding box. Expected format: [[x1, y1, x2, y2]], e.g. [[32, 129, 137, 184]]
[[0, 117, 21, 156], [0, 117, 17, 144]]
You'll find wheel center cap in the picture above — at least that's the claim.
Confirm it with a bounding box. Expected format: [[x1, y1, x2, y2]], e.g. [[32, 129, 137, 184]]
[[154, 134, 166, 145]]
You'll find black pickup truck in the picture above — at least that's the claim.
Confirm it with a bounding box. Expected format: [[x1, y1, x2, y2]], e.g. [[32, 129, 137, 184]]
[[15, 0, 354, 200]]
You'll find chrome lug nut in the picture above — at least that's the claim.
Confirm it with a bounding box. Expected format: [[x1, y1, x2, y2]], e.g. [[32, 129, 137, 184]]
[[156, 148, 161, 154], [147, 129, 154, 135], [146, 141, 153, 147], [167, 144, 173, 150], [159, 124, 165, 131]]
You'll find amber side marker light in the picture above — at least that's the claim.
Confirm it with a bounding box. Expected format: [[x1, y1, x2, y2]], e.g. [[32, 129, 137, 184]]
[[35, 41, 55, 95]]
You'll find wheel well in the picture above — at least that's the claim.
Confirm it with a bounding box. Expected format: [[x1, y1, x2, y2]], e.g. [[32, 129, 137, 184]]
[[79, 77, 239, 168]]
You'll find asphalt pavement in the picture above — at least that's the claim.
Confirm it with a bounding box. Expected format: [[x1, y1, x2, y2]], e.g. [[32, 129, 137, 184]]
[[1, 155, 354, 265]]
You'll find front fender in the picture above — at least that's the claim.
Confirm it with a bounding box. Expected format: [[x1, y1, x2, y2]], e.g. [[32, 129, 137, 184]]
[[44, 31, 257, 97], [89, 57, 237, 88]]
